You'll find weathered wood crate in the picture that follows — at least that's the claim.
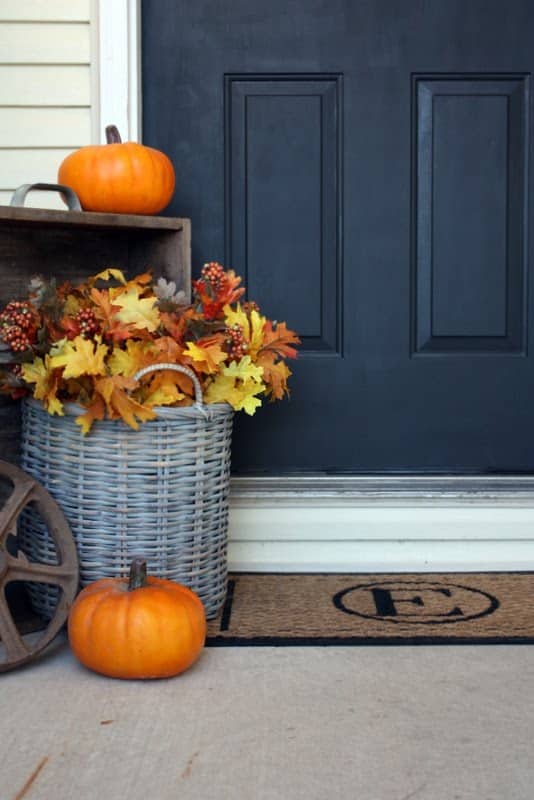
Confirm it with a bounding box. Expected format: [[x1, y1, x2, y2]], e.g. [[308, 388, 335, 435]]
[[0, 205, 191, 463]]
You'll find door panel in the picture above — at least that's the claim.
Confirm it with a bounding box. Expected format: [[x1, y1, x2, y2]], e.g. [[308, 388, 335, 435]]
[[227, 75, 342, 355], [414, 75, 527, 353], [142, 0, 534, 474]]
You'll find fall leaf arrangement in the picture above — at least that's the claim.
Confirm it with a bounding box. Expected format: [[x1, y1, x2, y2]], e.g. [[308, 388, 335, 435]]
[[0, 263, 299, 434]]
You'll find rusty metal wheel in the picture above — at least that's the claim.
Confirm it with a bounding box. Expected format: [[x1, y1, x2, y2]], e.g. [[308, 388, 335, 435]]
[[0, 460, 79, 672]]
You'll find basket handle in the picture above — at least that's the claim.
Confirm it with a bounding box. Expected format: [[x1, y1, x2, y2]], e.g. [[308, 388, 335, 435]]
[[10, 182, 82, 211], [133, 363, 204, 406]]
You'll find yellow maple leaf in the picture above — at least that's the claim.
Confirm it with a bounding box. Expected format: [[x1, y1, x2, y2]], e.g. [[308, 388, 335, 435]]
[[22, 355, 64, 416], [203, 374, 235, 405], [223, 303, 249, 339], [248, 309, 266, 357], [90, 268, 127, 285], [232, 379, 264, 415], [223, 355, 263, 384], [108, 272, 153, 301], [114, 287, 160, 332], [143, 378, 185, 408], [22, 357, 49, 398], [95, 375, 157, 429], [223, 303, 266, 357], [204, 373, 264, 415], [49, 335, 108, 379], [108, 340, 153, 377], [183, 339, 228, 374]]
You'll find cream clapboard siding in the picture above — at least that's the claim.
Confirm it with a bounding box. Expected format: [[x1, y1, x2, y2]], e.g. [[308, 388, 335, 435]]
[[0, 0, 93, 210]]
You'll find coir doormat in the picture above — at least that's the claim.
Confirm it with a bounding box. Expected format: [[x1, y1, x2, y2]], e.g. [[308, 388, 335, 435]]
[[205, 573, 534, 646]]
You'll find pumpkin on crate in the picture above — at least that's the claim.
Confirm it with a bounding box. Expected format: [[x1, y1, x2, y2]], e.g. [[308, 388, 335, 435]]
[[58, 125, 175, 215], [68, 558, 206, 679]]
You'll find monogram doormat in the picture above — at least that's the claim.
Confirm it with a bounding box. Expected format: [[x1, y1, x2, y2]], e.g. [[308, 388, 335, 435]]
[[205, 572, 534, 645]]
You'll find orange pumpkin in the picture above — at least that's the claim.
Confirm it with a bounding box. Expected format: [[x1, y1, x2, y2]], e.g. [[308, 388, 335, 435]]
[[67, 558, 206, 679], [58, 125, 175, 215]]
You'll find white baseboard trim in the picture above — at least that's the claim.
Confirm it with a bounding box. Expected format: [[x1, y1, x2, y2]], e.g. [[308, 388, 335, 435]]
[[228, 476, 534, 572]]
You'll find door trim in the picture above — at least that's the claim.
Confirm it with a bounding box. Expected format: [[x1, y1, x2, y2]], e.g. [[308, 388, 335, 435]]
[[229, 476, 534, 572], [93, 0, 141, 143]]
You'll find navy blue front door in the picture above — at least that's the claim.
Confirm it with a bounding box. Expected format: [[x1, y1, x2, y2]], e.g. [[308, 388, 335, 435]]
[[143, 1, 534, 474]]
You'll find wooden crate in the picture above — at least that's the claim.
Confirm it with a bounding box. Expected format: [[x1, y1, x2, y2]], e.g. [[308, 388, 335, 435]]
[[0, 206, 191, 463]]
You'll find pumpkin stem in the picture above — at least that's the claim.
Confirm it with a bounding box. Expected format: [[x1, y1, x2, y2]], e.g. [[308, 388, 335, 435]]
[[128, 557, 148, 590], [105, 125, 122, 144]]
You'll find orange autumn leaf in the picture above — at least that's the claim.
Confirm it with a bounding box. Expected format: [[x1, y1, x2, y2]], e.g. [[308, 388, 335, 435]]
[[256, 353, 292, 400], [59, 315, 81, 340], [125, 271, 153, 288], [160, 309, 189, 341], [76, 393, 106, 435], [95, 375, 157, 430], [151, 335, 184, 363], [107, 272, 154, 302], [182, 335, 228, 374], [90, 287, 134, 343], [259, 320, 300, 360], [142, 372, 186, 408], [147, 337, 194, 396]]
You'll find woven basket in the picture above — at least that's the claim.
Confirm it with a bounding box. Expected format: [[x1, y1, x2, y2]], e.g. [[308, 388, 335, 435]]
[[18, 363, 234, 620]]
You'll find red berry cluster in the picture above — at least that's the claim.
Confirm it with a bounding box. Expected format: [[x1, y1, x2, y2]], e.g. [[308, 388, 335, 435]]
[[75, 308, 100, 337], [243, 300, 260, 314], [201, 262, 226, 293], [225, 323, 248, 361], [0, 301, 36, 352]]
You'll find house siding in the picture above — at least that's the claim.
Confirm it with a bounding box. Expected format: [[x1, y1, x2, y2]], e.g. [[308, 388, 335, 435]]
[[0, 0, 94, 210]]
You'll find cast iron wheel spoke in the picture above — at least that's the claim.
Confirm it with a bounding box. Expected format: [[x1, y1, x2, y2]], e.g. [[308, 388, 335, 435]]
[[0, 477, 36, 543], [0, 590, 29, 662], [5, 552, 77, 589]]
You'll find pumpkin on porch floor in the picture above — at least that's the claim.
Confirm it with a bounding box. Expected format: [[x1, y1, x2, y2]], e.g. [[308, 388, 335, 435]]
[[68, 558, 206, 679]]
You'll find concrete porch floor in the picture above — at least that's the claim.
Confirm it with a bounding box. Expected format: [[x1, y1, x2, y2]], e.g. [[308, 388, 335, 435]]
[[1, 637, 533, 800]]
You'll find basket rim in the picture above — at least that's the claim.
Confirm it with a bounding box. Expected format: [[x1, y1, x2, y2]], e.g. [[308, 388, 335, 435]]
[[23, 395, 233, 420]]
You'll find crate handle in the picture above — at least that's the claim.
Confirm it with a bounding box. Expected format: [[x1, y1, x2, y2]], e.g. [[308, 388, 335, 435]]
[[10, 183, 82, 211], [133, 363, 204, 407]]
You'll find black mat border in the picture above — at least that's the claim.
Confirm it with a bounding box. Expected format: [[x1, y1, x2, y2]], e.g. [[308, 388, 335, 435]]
[[206, 571, 534, 647], [205, 636, 534, 647], [224, 570, 534, 576]]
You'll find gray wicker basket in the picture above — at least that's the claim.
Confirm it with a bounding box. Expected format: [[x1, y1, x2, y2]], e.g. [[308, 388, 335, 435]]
[[18, 363, 234, 620]]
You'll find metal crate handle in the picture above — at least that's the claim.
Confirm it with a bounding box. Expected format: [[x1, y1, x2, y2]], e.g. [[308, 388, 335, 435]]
[[10, 182, 82, 211], [134, 362, 204, 407]]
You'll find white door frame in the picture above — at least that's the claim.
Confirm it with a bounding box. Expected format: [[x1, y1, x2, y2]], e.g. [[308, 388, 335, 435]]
[[94, 2, 534, 572], [92, 0, 141, 144]]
